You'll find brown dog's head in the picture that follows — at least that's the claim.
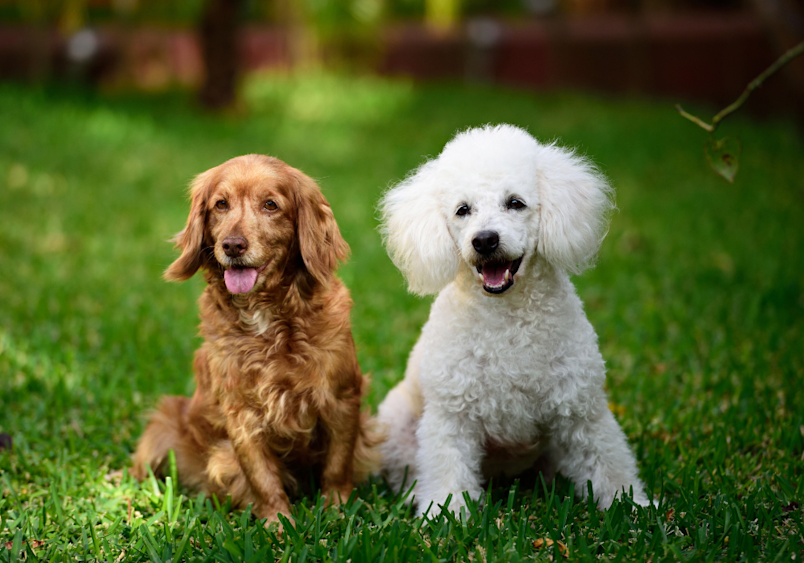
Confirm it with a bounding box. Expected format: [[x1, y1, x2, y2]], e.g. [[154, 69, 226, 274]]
[[164, 154, 349, 295]]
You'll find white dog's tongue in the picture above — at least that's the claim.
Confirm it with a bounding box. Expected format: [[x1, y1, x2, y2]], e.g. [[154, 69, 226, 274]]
[[224, 267, 258, 294], [482, 261, 511, 287]]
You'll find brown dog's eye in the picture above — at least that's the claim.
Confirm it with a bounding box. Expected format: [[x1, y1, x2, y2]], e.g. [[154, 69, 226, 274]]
[[507, 198, 526, 210], [215, 200, 228, 210], [264, 200, 277, 211]]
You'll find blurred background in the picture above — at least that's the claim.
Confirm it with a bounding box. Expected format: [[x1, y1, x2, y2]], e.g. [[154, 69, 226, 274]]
[[1, 0, 802, 116], [1, 1, 804, 559]]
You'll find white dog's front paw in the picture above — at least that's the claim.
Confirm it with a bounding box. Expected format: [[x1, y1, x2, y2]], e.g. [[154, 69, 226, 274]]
[[416, 496, 461, 519], [622, 486, 658, 509], [598, 488, 656, 510], [634, 496, 659, 509], [416, 490, 480, 519], [415, 498, 437, 518]]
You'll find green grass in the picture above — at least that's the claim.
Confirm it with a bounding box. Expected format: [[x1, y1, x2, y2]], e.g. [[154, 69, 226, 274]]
[[1, 73, 803, 561]]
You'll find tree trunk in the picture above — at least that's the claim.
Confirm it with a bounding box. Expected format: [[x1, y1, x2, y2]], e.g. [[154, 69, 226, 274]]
[[198, 0, 244, 110]]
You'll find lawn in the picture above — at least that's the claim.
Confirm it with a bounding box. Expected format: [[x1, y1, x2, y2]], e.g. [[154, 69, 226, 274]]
[[1, 74, 802, 562]]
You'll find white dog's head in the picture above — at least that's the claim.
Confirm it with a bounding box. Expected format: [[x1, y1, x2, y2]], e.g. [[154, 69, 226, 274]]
[[380, 124, 614, 296]]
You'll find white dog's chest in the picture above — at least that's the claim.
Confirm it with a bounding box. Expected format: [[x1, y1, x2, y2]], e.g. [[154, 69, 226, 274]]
[[420, 327, 554, 443], [418, 283, 605, 445]]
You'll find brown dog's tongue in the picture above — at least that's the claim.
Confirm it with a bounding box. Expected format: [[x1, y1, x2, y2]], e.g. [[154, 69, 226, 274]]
[[224, 267, 258, 294]]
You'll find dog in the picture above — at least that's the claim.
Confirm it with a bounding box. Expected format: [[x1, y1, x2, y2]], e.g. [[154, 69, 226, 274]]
[[376, 125, 652, 517], [132, 154, 379, 526]]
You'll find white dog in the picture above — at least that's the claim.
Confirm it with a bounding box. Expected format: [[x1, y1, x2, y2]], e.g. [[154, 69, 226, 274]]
[[377, 124, 651, 517]]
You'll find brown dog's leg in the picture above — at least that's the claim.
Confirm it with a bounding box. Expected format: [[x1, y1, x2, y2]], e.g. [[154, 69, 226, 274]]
[[132, 396, 189, 480], [206, 440, 256, 509], [225, 410, 291, 526], [132, 395, 213, 492], [319, 401, 360, 507]]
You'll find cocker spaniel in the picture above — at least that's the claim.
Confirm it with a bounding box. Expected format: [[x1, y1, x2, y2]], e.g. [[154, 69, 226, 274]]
[[133, 154, 379, 526]]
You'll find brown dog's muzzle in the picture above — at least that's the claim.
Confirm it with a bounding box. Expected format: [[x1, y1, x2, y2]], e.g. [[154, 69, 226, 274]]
[[222, 236, 249, 258]]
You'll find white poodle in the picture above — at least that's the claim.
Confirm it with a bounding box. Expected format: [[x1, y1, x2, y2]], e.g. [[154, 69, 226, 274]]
[[377, 124, 651, 517]]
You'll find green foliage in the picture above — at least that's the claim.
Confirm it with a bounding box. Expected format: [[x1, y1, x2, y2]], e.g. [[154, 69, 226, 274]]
[[0, 0, 525, 26], [1, 75, 803, 561], [387, 0, 525, 19], [299, 0, 385, 32], [0, 0, 206, 26]]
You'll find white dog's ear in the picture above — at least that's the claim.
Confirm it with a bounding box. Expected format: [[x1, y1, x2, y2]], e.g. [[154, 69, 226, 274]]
[[379, 164, 459, 295], [536, 144, 614, 274]]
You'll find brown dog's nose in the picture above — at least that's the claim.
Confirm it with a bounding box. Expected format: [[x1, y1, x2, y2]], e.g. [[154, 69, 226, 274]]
[[222, 236, 248, 257]]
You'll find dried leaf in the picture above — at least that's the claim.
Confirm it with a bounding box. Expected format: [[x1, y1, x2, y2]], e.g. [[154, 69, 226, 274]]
[[4, 539, 44, 550], [533, 538, 550, 549], [704, 136, 742, 183], [533, 538, 568, 558]]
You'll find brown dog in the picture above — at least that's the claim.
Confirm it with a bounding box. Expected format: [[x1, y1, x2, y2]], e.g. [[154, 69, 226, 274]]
[[132, 154, 379, 526]]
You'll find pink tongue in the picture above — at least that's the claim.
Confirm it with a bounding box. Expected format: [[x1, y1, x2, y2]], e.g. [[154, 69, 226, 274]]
[[224, 267, 258, 294], [482, 261, 511, 286]]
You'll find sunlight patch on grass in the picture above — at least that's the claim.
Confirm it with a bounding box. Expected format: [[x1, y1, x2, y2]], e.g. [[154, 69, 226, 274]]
[[243, 71, 415, 125]]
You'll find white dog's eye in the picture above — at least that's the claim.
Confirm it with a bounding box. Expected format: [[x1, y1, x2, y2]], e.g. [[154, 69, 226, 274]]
[[506, 198, 526, 210], [456, 204, 470, 217]]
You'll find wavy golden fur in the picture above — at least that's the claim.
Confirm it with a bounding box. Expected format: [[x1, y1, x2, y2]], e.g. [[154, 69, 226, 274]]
[[132, 154, 380, 526]]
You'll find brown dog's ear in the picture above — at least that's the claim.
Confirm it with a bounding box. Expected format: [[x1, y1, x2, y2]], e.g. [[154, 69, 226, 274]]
[[164, 168, 217, 282], [293, 170, 349, 286]]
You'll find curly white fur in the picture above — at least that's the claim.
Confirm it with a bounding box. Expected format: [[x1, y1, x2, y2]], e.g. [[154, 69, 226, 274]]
[[377, 124, 651, 517]]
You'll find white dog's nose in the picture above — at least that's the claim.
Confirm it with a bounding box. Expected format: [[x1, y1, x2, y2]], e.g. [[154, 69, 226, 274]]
[[472, 230, 499, 255]]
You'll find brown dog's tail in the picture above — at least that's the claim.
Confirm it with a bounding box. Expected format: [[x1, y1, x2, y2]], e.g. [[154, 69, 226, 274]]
[[352, 374, 386, 483], [131, 396, 191, 482], [352, 409, 384, 484]]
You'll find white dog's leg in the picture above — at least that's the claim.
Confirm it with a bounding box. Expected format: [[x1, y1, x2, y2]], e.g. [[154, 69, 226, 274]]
[[377, 382, 421, 497], [551, 406, 650, 509], [414, 407, 484, 518]]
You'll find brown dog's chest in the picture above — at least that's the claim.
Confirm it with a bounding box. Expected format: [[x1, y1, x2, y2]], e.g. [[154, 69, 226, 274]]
[[205, 332, 334, 452]]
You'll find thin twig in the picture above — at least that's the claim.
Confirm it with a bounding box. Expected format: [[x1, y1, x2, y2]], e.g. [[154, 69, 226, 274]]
[[677, 40, 804, 133], [675, 104, 713, 132]]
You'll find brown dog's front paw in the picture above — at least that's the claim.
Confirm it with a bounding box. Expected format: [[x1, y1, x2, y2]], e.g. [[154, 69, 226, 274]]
[[262, 513, 283, 534], [263, 509, 295, 536], [322, 485, 353, 508], [257, 502, 292, 530]]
